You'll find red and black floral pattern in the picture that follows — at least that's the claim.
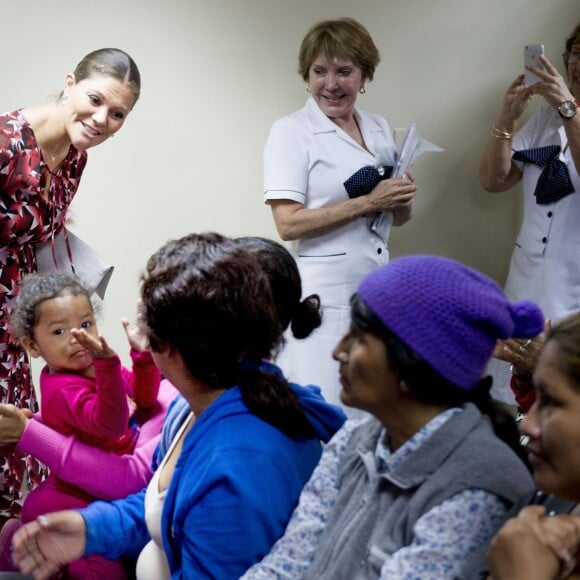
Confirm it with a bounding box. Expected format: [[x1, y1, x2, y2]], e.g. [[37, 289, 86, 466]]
[[0, 110, 87, 517]]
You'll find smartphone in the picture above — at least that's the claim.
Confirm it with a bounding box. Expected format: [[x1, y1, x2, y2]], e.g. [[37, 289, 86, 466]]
[[524, 44, 545, 86]]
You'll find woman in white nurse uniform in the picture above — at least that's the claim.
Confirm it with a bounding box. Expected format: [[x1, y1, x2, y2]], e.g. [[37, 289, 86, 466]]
[[264, 17, 416, 415], [480, 22, 580, 404]]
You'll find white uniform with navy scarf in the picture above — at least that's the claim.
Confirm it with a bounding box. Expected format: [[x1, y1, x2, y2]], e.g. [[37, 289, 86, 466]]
[[264, 97, 396, 414], [488, 106, 580, 403]]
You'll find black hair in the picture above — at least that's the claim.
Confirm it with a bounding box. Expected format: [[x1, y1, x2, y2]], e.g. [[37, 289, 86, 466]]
[[141, 232, 314, 439], [11, 273, 93, 341], [235, 236, 321, 339]]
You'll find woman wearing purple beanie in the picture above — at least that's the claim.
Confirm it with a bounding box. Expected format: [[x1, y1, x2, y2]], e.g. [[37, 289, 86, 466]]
[[243, 254, 544, 579]]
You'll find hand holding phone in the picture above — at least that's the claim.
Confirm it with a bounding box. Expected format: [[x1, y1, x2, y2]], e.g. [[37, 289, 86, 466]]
[[524, 44, 545, 87]]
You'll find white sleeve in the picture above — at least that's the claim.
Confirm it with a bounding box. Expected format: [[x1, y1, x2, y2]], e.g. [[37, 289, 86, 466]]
[[263, 116, 310, 205]]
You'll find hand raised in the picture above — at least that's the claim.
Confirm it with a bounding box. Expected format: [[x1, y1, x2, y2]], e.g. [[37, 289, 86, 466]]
[[493, 318, 550, 375], [497, 74, 532, 125], [70, 329, 116, 359], [122, 300, 149, 352], [529, 55, 575, 108]]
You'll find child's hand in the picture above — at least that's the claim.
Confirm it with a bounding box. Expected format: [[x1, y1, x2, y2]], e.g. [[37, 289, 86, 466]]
[[70, 329, 116, 359], [122, 301, 149, 352]]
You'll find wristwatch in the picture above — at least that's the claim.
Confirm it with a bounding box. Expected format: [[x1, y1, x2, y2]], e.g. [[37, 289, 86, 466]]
[[557, 99, 578, 119]]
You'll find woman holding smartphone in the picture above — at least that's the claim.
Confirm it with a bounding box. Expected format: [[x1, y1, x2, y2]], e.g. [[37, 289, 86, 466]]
[[480, 22, 580, 404]]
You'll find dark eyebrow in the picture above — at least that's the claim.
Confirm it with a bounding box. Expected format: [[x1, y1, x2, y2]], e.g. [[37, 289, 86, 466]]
[[88, 89, 130, 114]]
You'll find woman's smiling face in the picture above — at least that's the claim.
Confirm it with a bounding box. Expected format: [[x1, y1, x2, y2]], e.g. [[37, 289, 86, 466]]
[[520, 340, 580, 500], [307, 53, 364, 125], [62, 73, 135, 150]]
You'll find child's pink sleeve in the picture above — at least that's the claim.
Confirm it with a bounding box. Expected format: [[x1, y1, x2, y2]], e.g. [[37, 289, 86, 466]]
[[15, 382, 177, 500], [42, 356, 130, 441], [17, 419, 154, 499], [125, 349, 161, 409]]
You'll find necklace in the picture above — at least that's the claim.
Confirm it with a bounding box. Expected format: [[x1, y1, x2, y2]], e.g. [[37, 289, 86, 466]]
[[40, 126, 56, 162], [40, 122, 68, 168]]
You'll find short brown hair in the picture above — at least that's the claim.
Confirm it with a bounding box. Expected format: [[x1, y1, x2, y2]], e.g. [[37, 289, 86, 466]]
[[298, 17, 380, 82]]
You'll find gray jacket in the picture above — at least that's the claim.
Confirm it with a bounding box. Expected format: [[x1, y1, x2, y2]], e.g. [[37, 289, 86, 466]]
[[304, 403, 535, 579]]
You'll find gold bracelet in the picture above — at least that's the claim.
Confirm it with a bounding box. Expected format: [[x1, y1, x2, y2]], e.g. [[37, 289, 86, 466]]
[[492, 124, 513, 137], [491, 125, 514, 140]]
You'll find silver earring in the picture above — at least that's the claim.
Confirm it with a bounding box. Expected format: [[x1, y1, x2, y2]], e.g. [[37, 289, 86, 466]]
[[359, 86, 366, 94], [306, 85, 311, 93]]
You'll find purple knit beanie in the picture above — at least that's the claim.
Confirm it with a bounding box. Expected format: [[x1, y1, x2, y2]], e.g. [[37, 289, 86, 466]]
[[357, 255, 544, 390]]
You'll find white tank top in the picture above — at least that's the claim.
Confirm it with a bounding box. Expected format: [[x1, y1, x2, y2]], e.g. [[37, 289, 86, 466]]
[[135, 412, 194, 580]]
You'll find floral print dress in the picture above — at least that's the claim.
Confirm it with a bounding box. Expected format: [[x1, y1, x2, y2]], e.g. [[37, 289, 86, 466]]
[[0, 110, 87, 518]]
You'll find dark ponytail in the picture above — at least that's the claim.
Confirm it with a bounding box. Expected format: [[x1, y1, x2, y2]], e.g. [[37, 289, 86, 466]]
[[290, 294, 322, 339], [238, 359, 315, 440], [235, 237, 322, 339], [142, 234, 318, 441]]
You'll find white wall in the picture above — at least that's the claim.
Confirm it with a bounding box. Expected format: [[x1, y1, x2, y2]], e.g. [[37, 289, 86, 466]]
[[2, 0, 577, 365]]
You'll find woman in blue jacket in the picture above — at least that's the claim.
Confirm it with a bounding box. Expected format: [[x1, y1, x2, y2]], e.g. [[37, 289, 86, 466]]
[[12, 232, 345, 579]]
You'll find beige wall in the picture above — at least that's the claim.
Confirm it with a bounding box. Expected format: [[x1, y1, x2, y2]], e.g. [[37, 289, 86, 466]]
[[2, 0, 577, 367]]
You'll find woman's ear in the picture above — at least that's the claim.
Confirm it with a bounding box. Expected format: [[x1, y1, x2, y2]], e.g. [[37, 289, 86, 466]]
[[20, 336, 41, 359], [63, 73, 76, 95]]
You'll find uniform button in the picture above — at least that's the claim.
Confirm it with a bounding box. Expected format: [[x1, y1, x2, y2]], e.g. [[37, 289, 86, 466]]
[[547, 211, 553, 218], [377, 248, 382, 254], [542, 237, 547, 244]]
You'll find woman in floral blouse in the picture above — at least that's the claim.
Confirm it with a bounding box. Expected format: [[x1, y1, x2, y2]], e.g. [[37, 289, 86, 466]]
[[0, 48, 140, 521]]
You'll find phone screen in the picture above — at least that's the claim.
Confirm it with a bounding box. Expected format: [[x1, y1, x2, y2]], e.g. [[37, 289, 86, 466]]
[[524, 44, 545, 87]]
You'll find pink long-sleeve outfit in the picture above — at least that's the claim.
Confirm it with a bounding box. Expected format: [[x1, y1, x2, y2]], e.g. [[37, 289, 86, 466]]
[[16, 379, 178, 500], [23, 349, 161, 521], [40, 349, 159, 452], [2, 380, 179, 578], [16, 350, 164, 579]]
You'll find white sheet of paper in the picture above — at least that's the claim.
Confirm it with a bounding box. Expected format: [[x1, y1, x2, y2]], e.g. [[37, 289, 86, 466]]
[[392, 122, 444, 177], [369, 123, 444, 240]]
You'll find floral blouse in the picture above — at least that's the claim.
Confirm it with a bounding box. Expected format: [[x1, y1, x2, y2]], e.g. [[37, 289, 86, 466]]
[[0, 109, 87, 302], [0, 109, 87, 517]]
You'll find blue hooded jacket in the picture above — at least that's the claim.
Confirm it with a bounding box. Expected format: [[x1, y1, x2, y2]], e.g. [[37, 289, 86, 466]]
[[83, 361, 346, 579]]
